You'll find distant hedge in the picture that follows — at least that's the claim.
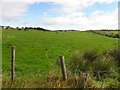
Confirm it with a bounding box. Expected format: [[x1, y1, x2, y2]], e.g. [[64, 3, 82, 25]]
[[91, 30, 120, 38]]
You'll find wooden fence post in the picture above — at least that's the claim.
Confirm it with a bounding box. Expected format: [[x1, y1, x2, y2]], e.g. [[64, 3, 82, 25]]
[[11, 46, 15, 81], [60, 56, 67, 80]]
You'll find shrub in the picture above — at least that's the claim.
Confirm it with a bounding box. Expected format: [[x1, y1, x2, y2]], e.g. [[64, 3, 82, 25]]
[[83, 49, 98, 62], [68, 50, 119, 88], [112, 34, 119, 38], [109, 49, 120, 67], [92, 56, 117, 78], [68, 51, 87, 74], [68, 51, 94, 74]]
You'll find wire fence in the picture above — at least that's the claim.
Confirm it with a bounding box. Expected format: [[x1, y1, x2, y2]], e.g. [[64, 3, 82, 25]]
[[103, 39, 118, 61]]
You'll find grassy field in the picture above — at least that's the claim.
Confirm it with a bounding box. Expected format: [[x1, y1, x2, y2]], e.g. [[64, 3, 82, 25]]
[[2, 29, 118, 78]]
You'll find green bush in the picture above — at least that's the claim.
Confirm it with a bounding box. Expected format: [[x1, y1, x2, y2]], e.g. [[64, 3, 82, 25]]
[[83, 49, 98, 62], [69, 50, 118, 78], [112, 34, 120, 38], [109, 49, 120, 67], [92, 56, 117, 78], [68, 51, 91, 74]]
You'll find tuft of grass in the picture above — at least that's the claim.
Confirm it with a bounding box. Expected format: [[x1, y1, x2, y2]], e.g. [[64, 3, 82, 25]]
[[109, 49, 120, 67], [92, 56, 117, 78], [68, 51, 88, 74], [83, 49, 98, 62]]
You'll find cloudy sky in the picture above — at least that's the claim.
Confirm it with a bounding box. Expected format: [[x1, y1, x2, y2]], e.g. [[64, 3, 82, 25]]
[[0, 0, 119, 30]]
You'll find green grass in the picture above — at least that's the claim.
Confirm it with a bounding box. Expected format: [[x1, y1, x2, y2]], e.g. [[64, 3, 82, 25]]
[[2, 29, 117, 78]]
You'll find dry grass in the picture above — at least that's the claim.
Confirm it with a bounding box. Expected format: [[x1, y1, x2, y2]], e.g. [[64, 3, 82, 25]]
[[3, 70, 119, 88]]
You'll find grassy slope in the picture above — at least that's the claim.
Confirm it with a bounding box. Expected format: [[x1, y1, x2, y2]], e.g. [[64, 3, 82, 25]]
[[2, 29, 117, 77]]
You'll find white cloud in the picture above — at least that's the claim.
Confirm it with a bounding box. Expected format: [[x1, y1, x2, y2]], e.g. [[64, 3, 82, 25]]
[[53, 0, 117, 13], [56, 0, 118, 13], [0, 0, 118, 30], [0, 2, 28, 21], [88, 8, 118, 29], [42, 12, 86, 25], [42, 8, 118, 30], [0, 0, 52, 21]]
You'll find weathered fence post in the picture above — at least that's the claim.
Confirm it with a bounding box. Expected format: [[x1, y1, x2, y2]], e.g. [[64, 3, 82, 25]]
[[11, 46, 15, 81], [60, 56, 67, 80]]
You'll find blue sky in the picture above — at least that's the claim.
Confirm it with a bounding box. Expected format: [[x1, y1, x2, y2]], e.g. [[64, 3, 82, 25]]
[[1, 0, 119, 30]]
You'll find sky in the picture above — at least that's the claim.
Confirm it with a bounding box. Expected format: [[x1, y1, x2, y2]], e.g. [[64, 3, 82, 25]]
[[0, 0, 119, 30]]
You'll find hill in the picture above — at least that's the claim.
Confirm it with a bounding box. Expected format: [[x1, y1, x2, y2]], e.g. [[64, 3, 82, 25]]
[[2, 29, 117, 77]]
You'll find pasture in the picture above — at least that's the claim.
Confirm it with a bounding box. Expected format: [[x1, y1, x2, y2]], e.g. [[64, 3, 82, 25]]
[[2, 29, 117, 78]]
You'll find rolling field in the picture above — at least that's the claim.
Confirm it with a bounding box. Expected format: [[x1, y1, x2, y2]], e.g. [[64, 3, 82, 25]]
[[2, 29, 117, 78]]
